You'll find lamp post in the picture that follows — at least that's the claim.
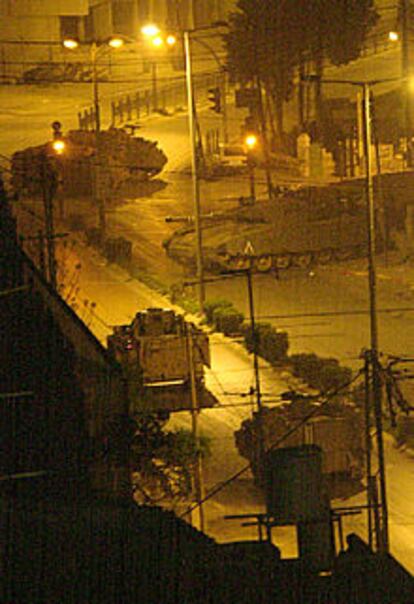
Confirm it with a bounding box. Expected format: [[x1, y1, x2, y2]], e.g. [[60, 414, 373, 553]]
[[183, 29, 205, 313], [63, 36, 125, 235], [302, 74, 395, 553], [40, 125, 66, 290], [244, 133, 258, 202], [181, 24, 228, 314], [141, 22, 227, 314]]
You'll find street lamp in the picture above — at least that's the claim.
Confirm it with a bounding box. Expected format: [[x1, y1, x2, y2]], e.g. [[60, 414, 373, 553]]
[[303, 74, 392, 553], [244, 133, 258, 201], [140, 28, 176, 112], [51, 139, 65, 155], [141, 22, 227, 314], [63, 37, 123, 131], [63, 36, 125, 235]]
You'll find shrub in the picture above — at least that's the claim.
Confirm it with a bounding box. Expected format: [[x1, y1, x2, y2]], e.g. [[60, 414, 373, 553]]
[[260, 328, 289, 364], [204, 298, 233, 324], [212, 306, 244, 336], [318, 361, 352, 391], [289, 353, 352, 392], [244, 322, 289, 363]]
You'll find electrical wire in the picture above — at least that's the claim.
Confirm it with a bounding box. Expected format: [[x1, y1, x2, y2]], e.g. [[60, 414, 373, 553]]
[[179, 367, 364, 519]]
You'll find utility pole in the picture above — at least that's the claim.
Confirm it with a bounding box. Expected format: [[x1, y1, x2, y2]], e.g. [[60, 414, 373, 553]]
[[246, 151, 256, 202], [401, 0, 412, 165], [40, 150, 57, 289], [91, 42, 106, 237], [186, 322, 205, 532], [255, 74, 273, 199], [221, 69, 229, 144], [184, 30, 205, 314], [363, 83, 389, 552], [245, 268, 265, 479], [302, 74, 390, 553], [152, 61, 158, 111]]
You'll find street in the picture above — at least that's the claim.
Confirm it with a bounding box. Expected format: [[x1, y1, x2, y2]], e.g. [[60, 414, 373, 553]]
[[46, 233, 414, 571], [3, 36, 414, 572]]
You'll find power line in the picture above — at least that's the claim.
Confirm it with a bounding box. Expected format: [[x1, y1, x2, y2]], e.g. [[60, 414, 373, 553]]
[[180, 368, 363, 519]]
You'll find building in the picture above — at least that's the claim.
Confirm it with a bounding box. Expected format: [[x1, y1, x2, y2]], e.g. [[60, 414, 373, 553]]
[[0, 177, 130, 500], [0, 0, 90, 80], [0, 0, 235, 80]]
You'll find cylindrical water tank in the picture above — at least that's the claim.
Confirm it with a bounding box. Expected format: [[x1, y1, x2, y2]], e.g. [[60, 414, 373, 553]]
[[265, 444, 325, 524]]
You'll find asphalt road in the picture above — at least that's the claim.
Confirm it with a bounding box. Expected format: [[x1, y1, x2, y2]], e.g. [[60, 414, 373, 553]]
[[205, 262, 414, 368], [4, 42, 414, 570]]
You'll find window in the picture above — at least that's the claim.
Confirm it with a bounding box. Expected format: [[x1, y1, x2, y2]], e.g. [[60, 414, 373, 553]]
[[60, 16, 80, 40]]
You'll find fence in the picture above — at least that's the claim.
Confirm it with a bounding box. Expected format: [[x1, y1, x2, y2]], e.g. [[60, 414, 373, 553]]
[[77, 71, 222, 131]]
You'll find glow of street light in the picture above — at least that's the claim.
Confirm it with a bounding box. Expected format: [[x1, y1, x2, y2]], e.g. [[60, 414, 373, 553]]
[[152, 35, 164, 47], [388, 31, 399, 42], [166, 34, 177, 46], [141, 24, 160, 37], [245, 134, 258, 149], [63, 38, 79, 50], [108, 37, 124, 49], [52, 140, 65, 154]]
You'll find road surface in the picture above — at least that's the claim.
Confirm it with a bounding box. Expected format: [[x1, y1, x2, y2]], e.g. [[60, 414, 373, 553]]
[[4, 40, 414, 570]]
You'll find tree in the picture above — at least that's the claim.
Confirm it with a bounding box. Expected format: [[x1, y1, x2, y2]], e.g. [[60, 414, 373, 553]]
[[130, 413, 210, 508], [225, 0, 301, 141], [225, 1, 378, 142], [299, 0, 378, 132]]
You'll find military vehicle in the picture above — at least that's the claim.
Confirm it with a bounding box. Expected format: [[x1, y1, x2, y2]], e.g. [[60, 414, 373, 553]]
[[11, 128, 167, 199], [235, 398, 365, 493], [164, 184, 370, 272], [107, 308, 217, 413]]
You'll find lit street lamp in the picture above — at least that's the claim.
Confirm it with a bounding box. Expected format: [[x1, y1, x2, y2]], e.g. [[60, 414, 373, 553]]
[[141, 26, 176, 112], [244, 133, 258, 202], [141, 22, 227, 314], [41, 123, 66, 289], [63, 36, 125, 235]]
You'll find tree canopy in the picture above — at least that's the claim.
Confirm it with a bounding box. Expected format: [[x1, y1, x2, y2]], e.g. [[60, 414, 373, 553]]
[[130, 413, 210, 508], [225, 0, 378, 139]]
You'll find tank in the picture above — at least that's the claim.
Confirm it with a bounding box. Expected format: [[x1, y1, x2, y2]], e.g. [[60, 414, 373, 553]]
[[265, 445, 326, 523], [164, 184, 370, 272], [235, 402, 365, 489], [11, 128, 167, 199]]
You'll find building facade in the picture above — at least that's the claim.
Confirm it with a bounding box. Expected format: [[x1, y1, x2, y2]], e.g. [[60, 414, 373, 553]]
[[0, 0, 235, 79], [0, 0, 90, 79]]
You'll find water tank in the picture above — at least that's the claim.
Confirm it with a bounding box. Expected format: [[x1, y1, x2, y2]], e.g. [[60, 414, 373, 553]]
[[265, 445, 325, 524]]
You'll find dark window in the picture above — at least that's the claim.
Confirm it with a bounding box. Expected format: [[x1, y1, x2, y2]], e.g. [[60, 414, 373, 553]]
[[60, 16, 80, 40], [112, 0, 136, 37]]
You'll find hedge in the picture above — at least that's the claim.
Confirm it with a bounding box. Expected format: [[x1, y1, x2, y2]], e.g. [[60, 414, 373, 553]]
[[212, 306, 244, 336], [204, 298, 233, 324], [244, 322, 289, 364], [288, 353, 352, 392]]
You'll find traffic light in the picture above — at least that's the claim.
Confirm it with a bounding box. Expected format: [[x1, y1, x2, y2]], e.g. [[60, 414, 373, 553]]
[[208, 87, 221, 113], [51, 121, 65, 154], [51, 120, 63, 139]]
